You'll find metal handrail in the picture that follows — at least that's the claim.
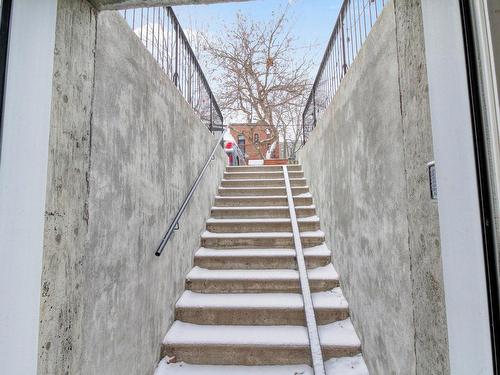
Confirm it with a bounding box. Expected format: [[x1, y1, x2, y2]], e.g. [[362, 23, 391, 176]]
[[302, 0, 386, 144], [283, 166, 326, 374], [155, 128, 226, 256]]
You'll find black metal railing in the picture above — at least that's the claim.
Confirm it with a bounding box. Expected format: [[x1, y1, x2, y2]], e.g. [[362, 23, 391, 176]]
[[121, 6, 223, 132], [155, 128, 226, 256], [302, 0, 386, 143]]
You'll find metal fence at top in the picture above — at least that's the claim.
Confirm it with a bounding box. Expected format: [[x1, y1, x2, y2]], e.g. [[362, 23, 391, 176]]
[[302, 0, 386, 143], [121, 7, 223, 133]]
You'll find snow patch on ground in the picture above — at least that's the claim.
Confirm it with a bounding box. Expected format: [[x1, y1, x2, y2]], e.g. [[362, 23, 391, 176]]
[[325, 355, 369, 374]]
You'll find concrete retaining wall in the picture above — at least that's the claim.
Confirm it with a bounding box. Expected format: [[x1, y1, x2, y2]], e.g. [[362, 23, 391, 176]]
[[38, 3, 226, 375], [298, 1, 449, 374]]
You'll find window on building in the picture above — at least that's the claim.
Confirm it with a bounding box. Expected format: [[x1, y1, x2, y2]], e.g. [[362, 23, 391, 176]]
[[253, 133, 259, 144], [238, 134, 245, 154]]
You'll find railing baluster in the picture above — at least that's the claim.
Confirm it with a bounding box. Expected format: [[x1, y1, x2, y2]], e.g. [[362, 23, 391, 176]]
[[157, 7, 161, 62], [140, 8, 143, 41], [146, 7, 149, 49], [174, 19, 179, 88]]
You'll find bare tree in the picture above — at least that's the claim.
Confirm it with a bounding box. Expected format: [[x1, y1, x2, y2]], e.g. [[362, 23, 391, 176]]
[[203, 8, 312, 159]]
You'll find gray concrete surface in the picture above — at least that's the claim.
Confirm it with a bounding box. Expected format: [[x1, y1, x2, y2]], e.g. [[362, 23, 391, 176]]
[[91, 0, 250, 11], [38, 1, 97, 374], [38, 3, 226, 375], [393, 1, 450, 373], [299, 2, 449, 374]]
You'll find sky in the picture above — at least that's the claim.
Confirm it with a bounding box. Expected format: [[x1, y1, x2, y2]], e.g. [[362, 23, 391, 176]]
[[173, 0, 344, 75]]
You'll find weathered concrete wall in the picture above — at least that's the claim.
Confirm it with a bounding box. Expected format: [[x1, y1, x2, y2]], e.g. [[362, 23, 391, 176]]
[[38, 1, 97, 374], [299, 1, 449, 374], [393, 0, 450, 373], [38, 3, 226, 375]]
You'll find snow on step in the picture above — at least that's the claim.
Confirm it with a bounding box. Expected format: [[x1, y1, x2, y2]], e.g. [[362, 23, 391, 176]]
[[206, 216, 320, 224], [155, 360, 312, 375], [155, 354, 369, 375], [194, 245, 331, 270], [211, 205, 316, 211], [213, 195, 313, 207], [219, 186, 309, 192], [195, 244, 331, 258], [220, 178, 306, 187], [163, 318, 360, 348], [215, 193, 312, 199], [176, 288, 348, 310], [201, 230, 324, 239], [185, 264, 339, 292], [186, 264, 339, 282], [226, 165, 302, 172], [161, 320, 361, 364], [210, 205, 317, 219], [175, 288, 349, 325], [200, 230, 325, 249], [202, 231, 291, 239], [218, 186, 309, 197]]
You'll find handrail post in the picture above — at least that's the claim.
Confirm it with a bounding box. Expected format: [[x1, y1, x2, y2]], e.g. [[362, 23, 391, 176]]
[[302, 112, 306, 145], [312, 89, 317, 129], [340, 7, 348, 76], [174, 17, 179, 88], [209, 92, 214, 133]]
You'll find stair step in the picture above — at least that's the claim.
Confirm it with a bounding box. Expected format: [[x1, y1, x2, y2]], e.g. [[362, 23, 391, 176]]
[[156, 355, 369, 375], [185, 264, 339, 293], [218, 186, 309, 197], [175, 288, 349, 325], [193, 244, 331, 269], [226, 165, 302, 173], [214, 195, 313, 207], [155, 360, 312, 375], [210, 205, 316, 219], [224, 171, 304, 180], [220, 178, 306, 188], [205, 216, 320, 233], [162, 319, 361, 365], [200, 230, 325, 248]]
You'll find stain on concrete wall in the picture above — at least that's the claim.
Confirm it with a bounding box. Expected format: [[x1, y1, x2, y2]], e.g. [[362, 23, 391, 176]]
[[299, 1, 449, 374], [38, 4, 226, 375]]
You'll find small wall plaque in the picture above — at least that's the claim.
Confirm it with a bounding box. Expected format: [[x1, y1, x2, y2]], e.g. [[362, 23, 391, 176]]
[[427, 161, 437, 200]]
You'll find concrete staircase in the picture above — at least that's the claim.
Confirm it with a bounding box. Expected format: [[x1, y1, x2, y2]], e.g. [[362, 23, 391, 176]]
[[157, 165, 369, 374]]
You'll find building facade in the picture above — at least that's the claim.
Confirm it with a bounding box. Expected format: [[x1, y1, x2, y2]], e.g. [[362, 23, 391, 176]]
[[229, 123, 280, 161]]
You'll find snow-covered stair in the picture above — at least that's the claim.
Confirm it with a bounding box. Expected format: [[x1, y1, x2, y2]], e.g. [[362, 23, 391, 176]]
[[157, 164, 369, 374]]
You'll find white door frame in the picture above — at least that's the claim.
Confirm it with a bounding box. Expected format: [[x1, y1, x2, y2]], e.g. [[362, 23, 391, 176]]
[[420, 0, 496, 374]]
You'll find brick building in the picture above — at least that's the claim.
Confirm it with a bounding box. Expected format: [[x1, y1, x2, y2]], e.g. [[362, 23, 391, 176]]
[[229, 123, 280, 161]]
